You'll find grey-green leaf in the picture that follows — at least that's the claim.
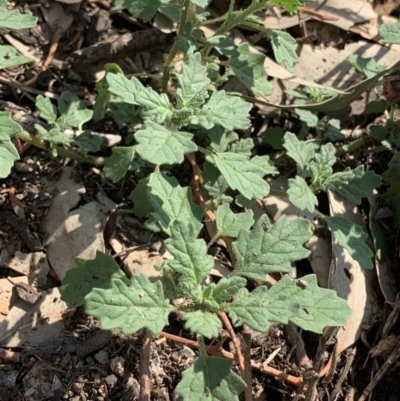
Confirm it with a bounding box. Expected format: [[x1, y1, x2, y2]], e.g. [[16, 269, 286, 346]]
[[175, 353, 246, 401], [287, 176, 318, 213], [84, 274, 172, 336], [233, 215, 312, 280], [135, 121, 197, 165], [209, 152, 270, 200], [326, 216, 374, 269]]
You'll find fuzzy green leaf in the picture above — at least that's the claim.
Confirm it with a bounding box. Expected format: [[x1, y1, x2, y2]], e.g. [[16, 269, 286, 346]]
[[0, 111, 22, 178], [287, 176, 318, 213], [208, 152, 270, 200], [176, 52, 209, 109], [57, 91, 93, 128], [230, 138, 254, 156], [207, 35, 237, 56], [182, 311, 222, 339], [103, 146, 135, 183], [112, 0, 167, 22], [263, 126, 285, 150], [135, 121, 196, 165], [228, 275, 351, 333], [135, 87, 174, 124], [327, 216, 374, 269], [295, 108, 318, 127], [165, 221, 214, 285], [379, 19, 400, 44], [226, 43, 272, 96], [61, 251, 128, 308], [74, 131, 103, 153], [212, 278, 247, 305], [194, 90, 252, 130], [106, 73, 141, 105], [147, 172, 204, 235], [0, 45, 33, 70], [250, 155, 278, 175], [130, 177, 153, 218], [346, 55, 387, 78], [175, 353, 246, 401], [269, 0, 298, 12], [0, 0, 37, 30], [94, 63, 124, 122], [233, 215, 311, 280], [325, 166, 381, 204], [283, 132, 316, 174], [270, 30, 298, 72], [215, 203, 254, 238], [382, 156, 400, 226], [85, 274, 172, 336], [308, 143, 336, 186], [36, 95, 57, 124]]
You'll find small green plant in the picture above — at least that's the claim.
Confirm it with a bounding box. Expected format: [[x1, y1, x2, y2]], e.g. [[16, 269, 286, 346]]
[[2, 1, 394, 399]]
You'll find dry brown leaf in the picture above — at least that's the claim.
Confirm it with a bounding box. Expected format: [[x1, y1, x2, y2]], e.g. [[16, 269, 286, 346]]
[[7, 251, 50, 287], [0, 287, 68, 348], [40, 1, 74, 34], [109, 229, 164, 282], [327, 191, 379, 357], [0, 277, 29, 323], [44, 167, 105, 281]]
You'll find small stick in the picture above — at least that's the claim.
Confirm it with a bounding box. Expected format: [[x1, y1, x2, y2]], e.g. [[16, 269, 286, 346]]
[[138, 330, 153, 401], [160, 331, 303, 388], [217, 311, 245, 376], [298, 6, 340, 21], [242, 327, 253, 401], [329, 347, 356, 401], [358, 337, 400, 401]]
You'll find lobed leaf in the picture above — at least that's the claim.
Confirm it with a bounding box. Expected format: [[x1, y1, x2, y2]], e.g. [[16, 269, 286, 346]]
[[283, 132, 316, 174], [103, 146, 135, 183], [165, 221, 214, 285], [175, 353, 246, 401], [0, 111, 22, 178], [61, 251, 128, 308], [0, 0, 37, 30], [0, 45, 33, 70], [208, 152, 270, 200], [176, 52, 210, 109], [287, 176, 318, 213], [233, 215, 311, 280], [226, 43, 272, 96], [147, 172, 204, 235], [85, 274, 172, 336], [182, 311, 222, 339], [135, 121, 197, 165], [326, 216, 374, 269], [228, 275, 351, 334], [270, 30, 298, 73], [215, 203, 254, 238], [194, 90, 252, 130]]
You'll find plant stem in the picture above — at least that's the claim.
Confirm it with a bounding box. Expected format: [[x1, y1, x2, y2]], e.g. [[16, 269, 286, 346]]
[[161, 0, 192, 93], [15, 130, 106, 166]]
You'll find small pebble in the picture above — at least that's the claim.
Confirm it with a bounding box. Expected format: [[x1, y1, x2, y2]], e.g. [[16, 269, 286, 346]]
[[94, 350, 109, 364], [104, 374, 118, 388], [14, 162, 33, 173]]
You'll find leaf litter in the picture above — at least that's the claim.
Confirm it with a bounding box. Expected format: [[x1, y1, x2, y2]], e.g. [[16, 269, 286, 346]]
[[0, 0, 400, 400]]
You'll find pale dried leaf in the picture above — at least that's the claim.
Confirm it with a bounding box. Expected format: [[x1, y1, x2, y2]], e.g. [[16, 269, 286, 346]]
[[0, 277, 29, 323], [44, 168, 105, 281], [7, 251, 50, 288], [0, 287, 68, 347], [328, 191, 379, 356]]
